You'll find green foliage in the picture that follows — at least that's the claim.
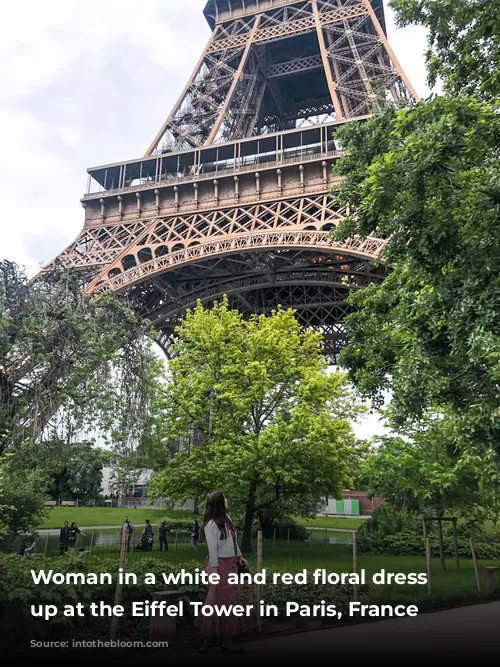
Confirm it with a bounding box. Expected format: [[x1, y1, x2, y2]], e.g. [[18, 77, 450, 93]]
[[362, 433, 490, 514], [359, 531, 500, 560], [0, 460, 47, 547], [358, 506, 500, 559], [258, 521, 308, 541], [360, 505, 422, 538], [0, 260, 157, 455], [150, 300, 363, 550], [158, 517, 196, 532], [391, 0, 500, 100], [0, 553, 203, 638], [0, 552, 365, 639], [335, 97, 500, 468], [44, 441, 107, 502]]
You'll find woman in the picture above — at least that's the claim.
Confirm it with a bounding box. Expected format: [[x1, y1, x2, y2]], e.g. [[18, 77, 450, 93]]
[[68, 522, 85, 552], [196, 491, 248, 655]]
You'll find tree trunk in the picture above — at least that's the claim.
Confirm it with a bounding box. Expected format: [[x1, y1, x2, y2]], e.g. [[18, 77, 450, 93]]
[[257, 511, 273, 537], [241, 483, 257, 553]]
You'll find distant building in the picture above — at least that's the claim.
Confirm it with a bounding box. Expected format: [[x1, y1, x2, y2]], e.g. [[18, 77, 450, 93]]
[[101, 467, 152, 498], [100, 466, 194, 510], [322, 491, 384, 517]]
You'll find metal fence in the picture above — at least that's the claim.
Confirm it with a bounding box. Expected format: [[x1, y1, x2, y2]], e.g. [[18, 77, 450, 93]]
[[8, 524, 499, 603], [12, 526, 353, 565]]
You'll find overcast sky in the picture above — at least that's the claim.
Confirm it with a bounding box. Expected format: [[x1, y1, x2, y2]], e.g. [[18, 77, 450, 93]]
[[0, 0, 432, 274], [0, 1, 433, 439]]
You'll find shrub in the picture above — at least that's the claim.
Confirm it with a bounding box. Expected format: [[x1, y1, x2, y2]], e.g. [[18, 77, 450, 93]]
[[0, 553, 203, 639], [357, 506, 500, 559], [259, 522, 308, 541], [160, 518, 197, 532]]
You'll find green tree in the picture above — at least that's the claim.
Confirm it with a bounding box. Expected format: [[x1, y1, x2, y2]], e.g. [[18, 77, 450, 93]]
[[150, 300, 363, 551], [392, 0, 500, 100], [362, 430, 497, 515], [0, 260, 157, 454], [108, 458, 144, 498], [44, 441, 110, 502], [335, 96, 500, 460], [0, 462, 47, 546]]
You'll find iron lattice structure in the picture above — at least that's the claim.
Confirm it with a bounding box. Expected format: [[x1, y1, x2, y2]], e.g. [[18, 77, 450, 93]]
[[44, 0, 417, 360]]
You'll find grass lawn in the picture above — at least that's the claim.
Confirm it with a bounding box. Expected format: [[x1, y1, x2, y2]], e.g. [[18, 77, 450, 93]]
[[38, 507, 365, 531], [38, 507, 195, 529], [297, 516, 365, 530]]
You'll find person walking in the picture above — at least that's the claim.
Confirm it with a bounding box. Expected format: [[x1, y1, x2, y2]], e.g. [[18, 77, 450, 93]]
[[142, 519, 154, 551], [158, 521, 169, 552], [68, 522, 85, 552], [196, 491, 248, 655], [191, 520, 199, 550], [121, 516, 135, 552], [59, 521, 70, 555]]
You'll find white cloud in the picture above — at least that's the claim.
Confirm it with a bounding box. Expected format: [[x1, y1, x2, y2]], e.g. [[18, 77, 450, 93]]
[[0, 1, 432, 440], [0, 1, 432, 271]]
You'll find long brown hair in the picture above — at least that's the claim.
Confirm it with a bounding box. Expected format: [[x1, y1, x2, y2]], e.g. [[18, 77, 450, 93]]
[[203, 490, 234, 540]]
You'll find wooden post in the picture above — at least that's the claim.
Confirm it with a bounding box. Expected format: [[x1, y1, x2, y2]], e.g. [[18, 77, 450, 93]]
[[325, 528, 328, 545], [110, 529, 129, 640], [437, 518, 446, 572], [422, 517, 428, 544], [90, 531, 95, 551], [175, 529, 179, 552], [43, 534, 49, 556], [425, 537, 432, 596], [352, 531, 359, 602], [484, 567, 499, 595], [257, 531, 263, 633], [470, 538, 481, 594], [452, 518, 460, 571]]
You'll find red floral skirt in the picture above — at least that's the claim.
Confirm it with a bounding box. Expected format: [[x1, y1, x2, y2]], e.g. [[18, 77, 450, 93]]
[[194, 556, 246, 639]]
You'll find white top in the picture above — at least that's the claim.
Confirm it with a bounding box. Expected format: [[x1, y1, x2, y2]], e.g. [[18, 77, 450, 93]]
[[204, 518, 242, 567]]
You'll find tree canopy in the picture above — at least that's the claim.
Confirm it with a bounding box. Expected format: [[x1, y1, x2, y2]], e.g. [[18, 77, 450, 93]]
[[43, 440, 110, 502], [335, 95, 500, 461], [150, 300, 363, 550], [0, 260, 162, 542], [362, 429, 498, 515], [0, 261, 157, 454], [332, 1, 500, 505], [392, 0, 500, 100]]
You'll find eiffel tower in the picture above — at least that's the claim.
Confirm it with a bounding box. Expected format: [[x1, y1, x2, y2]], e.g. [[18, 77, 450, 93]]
[[45, 0, 417, 359]]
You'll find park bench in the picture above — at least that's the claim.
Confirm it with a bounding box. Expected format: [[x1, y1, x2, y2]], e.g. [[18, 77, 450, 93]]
[[44, 501, 57, 506]]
